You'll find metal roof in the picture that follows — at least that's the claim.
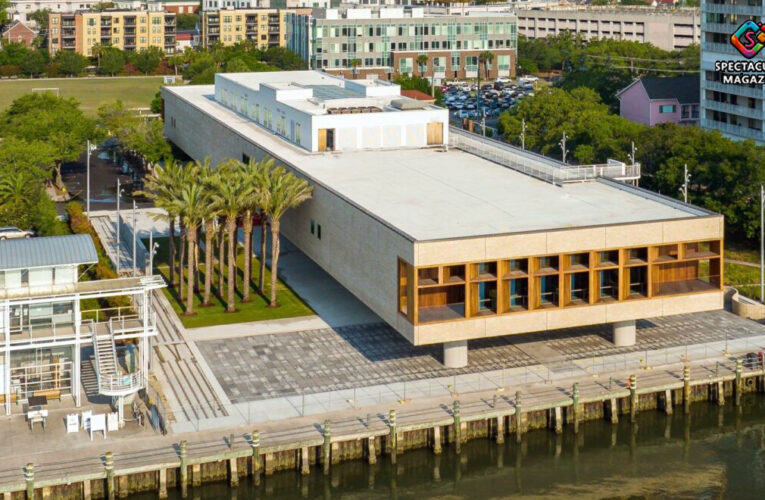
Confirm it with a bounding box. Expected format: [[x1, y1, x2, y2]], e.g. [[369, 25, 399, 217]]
[[306, 84, 363, 101], [0, 234, 98, 271]]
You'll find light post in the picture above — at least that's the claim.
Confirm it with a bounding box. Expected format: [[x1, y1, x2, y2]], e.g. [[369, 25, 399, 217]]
[[149, 232, 159, 276], [115, 179, 124, 275], [132, 200, 137, 277], [679, 164, 691, 204], [520, 118, 526, 150], [559, 131, 568, 164], [85, 140, 97, 220]]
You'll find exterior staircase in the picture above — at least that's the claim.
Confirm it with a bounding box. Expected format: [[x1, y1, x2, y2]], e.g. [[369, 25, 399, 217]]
[[91, 325, 142, 396]]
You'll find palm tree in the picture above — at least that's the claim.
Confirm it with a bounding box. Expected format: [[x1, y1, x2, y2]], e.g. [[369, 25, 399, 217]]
[[178, 182, 208, 315], [263, 167, 313, 307], [238, 157, 273, 302], [0, 171, 33, 207], [349, 58, 361, 78], [209, 160, 249, 312], [140, 158, 188, 288], [198, 158, 220, 306], [479, 50, 494, 81], [416, 54, 429, 76]]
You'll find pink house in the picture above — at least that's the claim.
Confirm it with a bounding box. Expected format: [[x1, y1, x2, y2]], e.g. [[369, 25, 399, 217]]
[[617, 76, 699, 126]]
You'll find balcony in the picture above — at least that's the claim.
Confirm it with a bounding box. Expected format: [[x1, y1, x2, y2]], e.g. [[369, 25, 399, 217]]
[[704, 3, 762, 15], [164, 16, 175, 26], [123, 17, 136, 26], [702, 41, 740, 56], [701, 118, 763, 141], [62, 28, 76, 38], [703, 99, 763, 120], [703, 80, 763, 99], [98, 371, 143, 397], [207, 17, 219, 25], [124, 27, 136, 35]]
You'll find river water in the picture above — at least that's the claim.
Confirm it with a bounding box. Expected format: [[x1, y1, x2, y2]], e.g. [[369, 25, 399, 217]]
[[137, 394, 765, 499]]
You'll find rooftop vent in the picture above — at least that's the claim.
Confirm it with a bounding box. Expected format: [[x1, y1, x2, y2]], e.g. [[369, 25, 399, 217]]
[[326, 106, 382, 115], [390, 99, 427, 110]]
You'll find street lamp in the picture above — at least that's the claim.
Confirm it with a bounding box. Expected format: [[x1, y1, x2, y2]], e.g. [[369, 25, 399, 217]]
[[149, 231, 159, 275], [85, 140, 97, 220], [679, 164, 691, 204], [115, 179, 125, 275]]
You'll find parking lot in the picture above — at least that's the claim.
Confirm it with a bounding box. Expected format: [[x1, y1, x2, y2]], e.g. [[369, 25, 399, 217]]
[[443, 77, 537, 122]]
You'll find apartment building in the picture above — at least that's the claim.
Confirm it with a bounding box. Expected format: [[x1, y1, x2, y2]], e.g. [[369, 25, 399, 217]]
[[201, 8, 293, 48], [162, 70, 723, 368], [700, 0, 765, 143], [0, 235, 165, 419], [515, 7, 701, 51], [48, 10, 177, 56], [286, 7, 517, 81], [201, 0, 328, 11], [7, 0, 101, 22]]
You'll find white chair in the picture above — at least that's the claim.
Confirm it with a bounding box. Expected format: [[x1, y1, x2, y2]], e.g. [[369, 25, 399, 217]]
[[66, 414, 79, 433], [107, 412, 119, 432], [81, 410, 92, 430], [89, 414, 106, 441]]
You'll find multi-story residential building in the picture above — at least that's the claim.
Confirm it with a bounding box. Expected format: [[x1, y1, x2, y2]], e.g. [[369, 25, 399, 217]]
[[201, 0, 327, 12], [700, 0, 765, 143], [201, 8, 292, 48], [514, 6, 701, 51], [286, 7, 517, 81], [113, 0, 200, 14], [7, 0, 101, 23], [0, 235, 164, 420], [162, 70, 724, 368], [48, 10, 177, 56]]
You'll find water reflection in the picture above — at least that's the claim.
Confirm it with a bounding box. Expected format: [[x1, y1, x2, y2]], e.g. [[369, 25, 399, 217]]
[[132, 394, 765, 499]]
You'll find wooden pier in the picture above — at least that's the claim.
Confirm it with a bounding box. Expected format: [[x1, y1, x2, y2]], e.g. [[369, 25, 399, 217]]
[[2, 357, 763, 499]]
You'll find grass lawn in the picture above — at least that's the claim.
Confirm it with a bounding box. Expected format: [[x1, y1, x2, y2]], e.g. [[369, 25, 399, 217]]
[[0, 77, 170, 116], [725, 242, 759, 264], [725, 261, 762, 300], [145, 237, 314, 329]]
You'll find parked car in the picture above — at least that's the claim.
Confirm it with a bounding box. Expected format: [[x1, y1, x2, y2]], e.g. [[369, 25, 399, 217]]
[[0, 226, 34, 240], [456, 110, 472, 119]]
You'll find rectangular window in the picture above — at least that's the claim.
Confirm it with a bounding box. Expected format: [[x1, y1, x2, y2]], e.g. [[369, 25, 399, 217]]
[[310, 219, 315, 235], [295, 122, 301, 144], [659, 104, 676, 114], [398, 259, 410, 317], [317, 224, 321, 240]]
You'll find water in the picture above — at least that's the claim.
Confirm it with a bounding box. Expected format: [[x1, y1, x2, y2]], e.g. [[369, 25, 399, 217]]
[[135, 395, 765, 499]]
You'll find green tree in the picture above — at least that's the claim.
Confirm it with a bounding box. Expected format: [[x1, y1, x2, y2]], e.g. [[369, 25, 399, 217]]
[[27, 9, 51, 31], [238, 157, 272, 301], [99, 47, 124, 75], [56, 50, 88, 76], [1, 93, 98, 190], [416, 54, 428, 76], [19, 50, 46, 76], [349, 58, 361, 78], [225, 57, 251, 73], [134, 47, 163, 75], [176, 13, 199, 30], [262, 167, 312, 307], [479, 50, 494, 80], [178, 180, 207, 315], [0, 0, 10, 26]]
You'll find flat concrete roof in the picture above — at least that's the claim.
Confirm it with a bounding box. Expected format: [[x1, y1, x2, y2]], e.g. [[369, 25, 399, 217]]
[[167, 85, 713, 242]]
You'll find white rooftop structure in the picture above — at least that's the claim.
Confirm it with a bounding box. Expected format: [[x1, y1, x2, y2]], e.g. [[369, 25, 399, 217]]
[[214, 71, 448, 153]]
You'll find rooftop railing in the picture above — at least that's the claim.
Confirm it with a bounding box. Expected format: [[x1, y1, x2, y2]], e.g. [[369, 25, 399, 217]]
[[448, 126, 640, 185]]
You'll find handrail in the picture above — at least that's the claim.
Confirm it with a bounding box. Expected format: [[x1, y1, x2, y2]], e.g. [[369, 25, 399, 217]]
[[448, 126, 641, 184], [99, 371, 143, 394]]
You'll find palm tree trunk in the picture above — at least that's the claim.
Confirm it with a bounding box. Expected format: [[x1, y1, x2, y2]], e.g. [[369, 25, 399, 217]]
[[226, 218, 237, 313], [203, 220, 214, 306], [268, 219, 281, 308], [185, 228, 195, 315], [242, 211, 253, 303], [168, 219, 176, 286], [178, 224, 186, 298], [218, 224, 225, 297], [259, 211, 267, 295], [194, 227, 200, 292]]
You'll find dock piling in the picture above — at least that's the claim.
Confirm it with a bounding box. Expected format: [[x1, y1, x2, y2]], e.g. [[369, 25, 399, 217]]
[[389, 409, 398, 464], [105, 452, 115, 500], [229, 457, 238, 487], [24, 463, 34, 500], [179, 440, 188, 497], [515, 391, 523, 443], [366, 438, 377, 465], [554, 406, 563, 434], [717, 381, 725, 406], [158, 469, 167, 499], [432, 426, 442, 455], [250, 431, 261, 486], [496, 415, 505, 443], [736, 359, 743, 407], [323, 420, 331, 475], [629, 374, 637, 423], [664, 389, 673, 415], [683, 366, 691, 414], [572, 383, 580, 434], [453, 401, 462, 454]]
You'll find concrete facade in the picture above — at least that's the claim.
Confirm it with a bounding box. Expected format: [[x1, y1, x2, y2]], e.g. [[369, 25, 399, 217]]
[[286, 7, 517, 82], [162, 72, 725, 363], [700, 0, 765, 143], [515, 6, 700, 51]]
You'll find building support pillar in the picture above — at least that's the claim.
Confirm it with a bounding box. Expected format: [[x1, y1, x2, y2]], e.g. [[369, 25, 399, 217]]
[[443, 340, 468, 368], [612, 320, 636, 347]]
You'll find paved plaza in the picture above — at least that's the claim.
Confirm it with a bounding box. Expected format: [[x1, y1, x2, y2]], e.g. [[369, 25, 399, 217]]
[[197, 310, 765, 403]]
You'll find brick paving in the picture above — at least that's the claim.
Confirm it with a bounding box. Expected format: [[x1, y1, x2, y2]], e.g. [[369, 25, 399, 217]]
[[196, 310, 765, 403]]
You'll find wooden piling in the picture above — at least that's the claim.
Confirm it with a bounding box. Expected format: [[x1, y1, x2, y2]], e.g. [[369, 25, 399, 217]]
[[250, 431, 261, 486], [554, 406, 563, 434], [607, 399, 618, 424], [664, 389, 673, 415], [105, 452, 115, 500], [179, 440, 188, 498], [453, 400, 462, 454], [496, 415, 505, 443], [322, 420, 331, 475], [735, 359, 743, 407], [158, 469, 167, 499], [432, 426, 442, 455], [717, 381, 725, 406], [117, 475, 128, 498], [83, 479, 91, 500], [229, 457, 238, 487], [41, 486, 51, 500], [572, 383, 580, 434], [515, 391, 523, 443], [629, 374, 637, 423], [302, 447, 312, 474], [683, 366, 691, 414], [191, 464, 201, 487], [264, 453, 274, 476], [25, 463, 34, 500], [389, 409, 398, 464]]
